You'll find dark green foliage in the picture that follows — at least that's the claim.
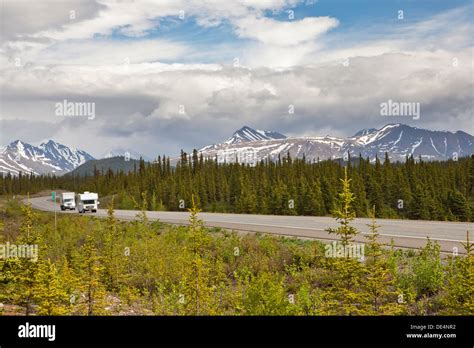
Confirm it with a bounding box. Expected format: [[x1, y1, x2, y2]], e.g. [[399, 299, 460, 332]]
[[1, 154, 473, 222], [447, 190, 471, 221], [0, 193, 472, 315]]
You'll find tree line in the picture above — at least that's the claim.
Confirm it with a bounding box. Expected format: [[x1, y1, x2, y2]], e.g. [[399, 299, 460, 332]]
[[1, 152, 473, 221], [0, 169, 472, 315]]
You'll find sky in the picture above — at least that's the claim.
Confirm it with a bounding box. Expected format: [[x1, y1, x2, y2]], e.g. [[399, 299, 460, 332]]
[[0, 0, 473, 158]]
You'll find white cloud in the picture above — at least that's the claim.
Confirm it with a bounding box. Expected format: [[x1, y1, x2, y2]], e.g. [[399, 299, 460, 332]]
[[2, 46, 472, 157], [0, 0, 103, 42], [17, 0, 299, 41], [234, 16, 339, 46], [34, 39, 189, 66], [240, 41, 321, 68], [229, 15, 339, 67], [0, 1, 472, 157]]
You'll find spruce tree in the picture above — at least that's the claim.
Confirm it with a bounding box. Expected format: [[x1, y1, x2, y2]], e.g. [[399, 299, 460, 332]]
[[59, 257, 79, 312], [102, 197, 128, 291], [409, 183, 431, 220], [326, 167, 358, 245], [448, 190, 470, 221], [183, 196, 213, 315], [363, 206, 401, 314], [442, 231, 474, 314], [34, 258, 69, 315], [78, 234, 107, 315], [323, 168, 366, 315], [13, 202, 42, 315]]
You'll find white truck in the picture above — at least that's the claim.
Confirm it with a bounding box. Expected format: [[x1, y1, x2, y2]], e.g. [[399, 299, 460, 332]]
[[60, 192, 76, 211], [75, 191, 100, 213]]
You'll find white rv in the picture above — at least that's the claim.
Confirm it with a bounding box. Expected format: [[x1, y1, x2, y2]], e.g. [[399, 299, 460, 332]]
[[76, 192, 100, 213], [60, 192, 76, 211]]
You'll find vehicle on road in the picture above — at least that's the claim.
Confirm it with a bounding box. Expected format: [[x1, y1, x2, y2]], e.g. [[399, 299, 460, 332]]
[[75, 191, 100, 213], [60, 192, 76, 211]]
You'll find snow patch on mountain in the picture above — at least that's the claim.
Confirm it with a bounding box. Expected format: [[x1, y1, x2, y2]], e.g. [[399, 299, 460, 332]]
[[196, 124, 474, 165], [224, 126, 287, 145], [101, 148, 149, 161], [0, 140, 94, 176]]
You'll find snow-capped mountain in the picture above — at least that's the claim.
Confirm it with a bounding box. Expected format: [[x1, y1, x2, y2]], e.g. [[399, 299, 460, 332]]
[[349, 124, 474, 161], [224, 126, 287, 145], [200, 126, 287, 153], [101, 148, 149, 161], [197, 124, 474, 164], [0, 140, 94, 176], [352, 128, 377, 137]]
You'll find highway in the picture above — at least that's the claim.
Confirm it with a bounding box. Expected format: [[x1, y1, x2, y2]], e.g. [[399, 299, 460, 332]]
[[27, 195, 472, 254]]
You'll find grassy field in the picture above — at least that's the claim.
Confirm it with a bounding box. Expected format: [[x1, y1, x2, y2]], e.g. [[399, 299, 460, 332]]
[[0, 195, 472, 316]]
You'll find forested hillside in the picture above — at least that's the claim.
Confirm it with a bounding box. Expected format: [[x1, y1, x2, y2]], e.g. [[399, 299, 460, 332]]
[[2, 153, 473, 221]]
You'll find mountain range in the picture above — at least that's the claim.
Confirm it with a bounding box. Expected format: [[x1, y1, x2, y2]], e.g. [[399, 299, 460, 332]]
[[2, 123, 473, 176], [197, 124, 474, 164], [0, 140, 94, 176]]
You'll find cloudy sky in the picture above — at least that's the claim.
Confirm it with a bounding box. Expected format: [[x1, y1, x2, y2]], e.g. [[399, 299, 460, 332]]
[[0, 0, 472, 158]]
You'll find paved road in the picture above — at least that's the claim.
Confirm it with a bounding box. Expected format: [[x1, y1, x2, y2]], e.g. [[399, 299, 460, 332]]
[[27, 196, 472, 254]]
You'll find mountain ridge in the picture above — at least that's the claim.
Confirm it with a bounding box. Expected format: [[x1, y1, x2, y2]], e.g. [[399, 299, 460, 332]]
[[197, 123, 474, 164], [3, 123, 473, 176], [0, 140, 94, 176]]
